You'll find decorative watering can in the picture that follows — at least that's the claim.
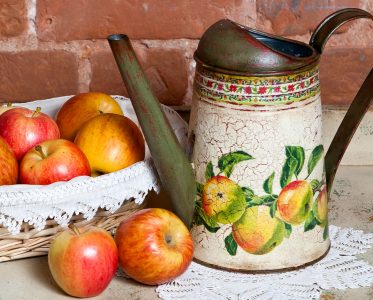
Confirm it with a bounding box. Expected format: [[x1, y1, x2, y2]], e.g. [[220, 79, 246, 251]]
[[108, 8, 373, 271]]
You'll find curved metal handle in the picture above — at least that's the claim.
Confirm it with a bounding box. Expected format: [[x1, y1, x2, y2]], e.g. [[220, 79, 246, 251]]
[[310, 8, 373, 53], [309, 8, 373, 193], [325, 69, 373, 194], [107, 34, 196, 227]]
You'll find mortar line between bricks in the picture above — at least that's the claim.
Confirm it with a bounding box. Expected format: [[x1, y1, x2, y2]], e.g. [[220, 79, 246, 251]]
[[26, 0, 37, 38]]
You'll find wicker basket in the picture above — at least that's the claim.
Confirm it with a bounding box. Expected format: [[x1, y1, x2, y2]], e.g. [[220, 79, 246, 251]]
[[0, 200, 144, 262], [0, 95, 188, 262]]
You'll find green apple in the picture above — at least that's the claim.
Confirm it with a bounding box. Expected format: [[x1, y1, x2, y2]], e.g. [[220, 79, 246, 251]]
[[313, 186, 328, 227], [202, 176, 246, 224]]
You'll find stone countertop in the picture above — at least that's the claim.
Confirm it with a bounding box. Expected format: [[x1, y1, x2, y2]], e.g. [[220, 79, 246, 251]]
[[0, 165, 372, 300]]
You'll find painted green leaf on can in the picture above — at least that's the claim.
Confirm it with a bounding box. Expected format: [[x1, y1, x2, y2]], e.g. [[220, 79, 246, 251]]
[[205, 161, 214, 181], [304, 210, 318, 232], [308, 145, 324, 176], [218, 151, 253, 178], [263, 172, 275, 194], [280, 156, 298, 188], [286, 146, 305, 177], [224, 232, 238, 256]]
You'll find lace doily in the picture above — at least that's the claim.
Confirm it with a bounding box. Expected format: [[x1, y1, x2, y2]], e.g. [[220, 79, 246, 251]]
[[0, 95, 189, 234], [157, 225, 373, 300]]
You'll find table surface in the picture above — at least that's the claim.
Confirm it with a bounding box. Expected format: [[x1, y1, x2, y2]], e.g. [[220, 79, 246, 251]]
[[0, 165, 373, 300]]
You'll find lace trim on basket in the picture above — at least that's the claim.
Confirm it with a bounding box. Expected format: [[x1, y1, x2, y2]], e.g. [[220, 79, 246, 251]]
[[0, 95, 189, 235], [0, 160, 159, 235]]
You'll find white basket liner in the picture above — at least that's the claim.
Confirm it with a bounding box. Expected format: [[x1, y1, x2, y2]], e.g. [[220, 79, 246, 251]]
[[0, 95, 189, 234]]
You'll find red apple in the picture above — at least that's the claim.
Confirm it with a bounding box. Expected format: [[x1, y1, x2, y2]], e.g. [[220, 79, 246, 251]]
[[20, 139, 90, 185], [48, 225, 118, 298], [0, 107, 60, 161], [0, 136, 18, 185], [115, 208, 194, 285]]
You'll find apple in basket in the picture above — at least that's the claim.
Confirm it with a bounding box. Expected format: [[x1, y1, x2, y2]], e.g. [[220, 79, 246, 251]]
[[74, 113, 145, 176], [0, 136, 18, 185], [0, 107, 60, 161], [19, 139, 90, 185], [56, 92, 123, 141], [48, 225, 118, 298], [115, 208, 194, 285]]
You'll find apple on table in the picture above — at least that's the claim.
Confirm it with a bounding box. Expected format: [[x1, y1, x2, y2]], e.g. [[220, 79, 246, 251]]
[[48, 225, 118, 298], [115, 208, 194, 285]]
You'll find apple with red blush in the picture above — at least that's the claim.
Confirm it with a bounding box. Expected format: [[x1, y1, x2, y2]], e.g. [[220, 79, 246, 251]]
[[20, 139, 90, 185], [0, 107, 60, 161], [48, 225, 118, 298], [115, 208, 194, 285]]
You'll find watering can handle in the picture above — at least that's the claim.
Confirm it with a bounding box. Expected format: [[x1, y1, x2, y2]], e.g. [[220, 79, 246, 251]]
[[324, 69, 373, 194], [310, 8, 373, 53], [309, 8, 373, 194]]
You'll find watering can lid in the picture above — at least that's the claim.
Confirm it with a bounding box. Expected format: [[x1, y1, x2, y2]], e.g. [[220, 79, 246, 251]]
[[194, 20, 319, 76]]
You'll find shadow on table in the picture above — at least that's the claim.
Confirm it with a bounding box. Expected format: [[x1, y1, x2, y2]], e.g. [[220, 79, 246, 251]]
[[18, 256, 67, 298]]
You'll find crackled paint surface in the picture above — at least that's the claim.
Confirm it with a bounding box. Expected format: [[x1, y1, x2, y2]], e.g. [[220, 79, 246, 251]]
[[189, 88, 330, 270]]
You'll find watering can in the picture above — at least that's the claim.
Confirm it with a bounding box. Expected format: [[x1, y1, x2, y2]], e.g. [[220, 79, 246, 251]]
[[108, 8, 373, 271]]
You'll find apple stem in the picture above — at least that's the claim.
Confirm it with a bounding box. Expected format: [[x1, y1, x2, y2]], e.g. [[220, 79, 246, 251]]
[[69, 224, 81, 236], [6, 102, 12, 107], [35, 145, 47, 159], [99, 110, 104, 114], [32, 107, 42, 117]]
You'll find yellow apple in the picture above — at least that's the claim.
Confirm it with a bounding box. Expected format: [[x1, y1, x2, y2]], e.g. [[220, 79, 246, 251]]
[[56, 92, 123, 141], [74, 113, 145, 176], [232, 205, 285, 255]]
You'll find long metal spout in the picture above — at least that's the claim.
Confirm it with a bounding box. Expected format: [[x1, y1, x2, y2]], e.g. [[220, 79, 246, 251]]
[[107, 34, 195, 227]]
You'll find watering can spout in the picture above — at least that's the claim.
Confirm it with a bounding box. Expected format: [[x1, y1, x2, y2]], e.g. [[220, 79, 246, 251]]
[[107, 34, 195, 227]]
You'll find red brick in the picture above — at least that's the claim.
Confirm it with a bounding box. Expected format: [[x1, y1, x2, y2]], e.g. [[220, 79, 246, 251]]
[[0, 0, 27, 38], [0, 51, 79, 103], [257, 0, 364, 36], [326, 18, 373, 48], [36, 0, 248, 41], [90, 46, 189, 106], [319, 48, 373, 105]]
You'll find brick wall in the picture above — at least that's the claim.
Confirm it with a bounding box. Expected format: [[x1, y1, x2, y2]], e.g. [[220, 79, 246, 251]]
[[0, 0, 372, 106]]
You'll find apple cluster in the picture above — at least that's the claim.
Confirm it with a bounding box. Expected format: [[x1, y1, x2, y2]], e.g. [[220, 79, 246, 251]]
[[0, 94, 195, 297], [48, 208, 194, 297], [195, 147, 328, 256], [0, 92, 145, 186]]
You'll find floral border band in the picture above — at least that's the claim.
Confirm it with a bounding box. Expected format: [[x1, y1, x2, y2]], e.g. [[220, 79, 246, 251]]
[[194, 66, 320, 106]]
